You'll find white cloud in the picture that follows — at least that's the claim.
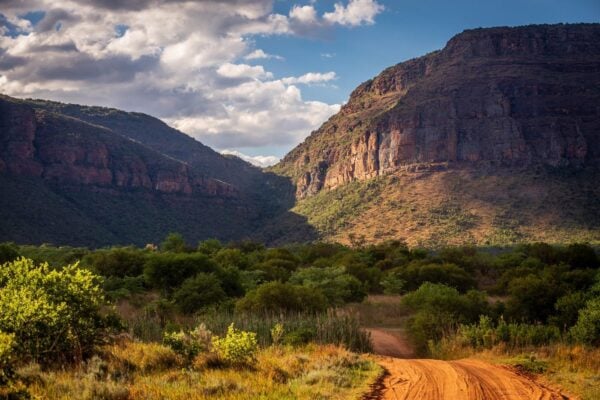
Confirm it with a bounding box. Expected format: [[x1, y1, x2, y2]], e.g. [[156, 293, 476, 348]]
[[289, 5, 318, 24], [217, 63, 273, 79], [281, 71, 337, 85], [0, 0, 381, 155], [221, 150, 280, 167], [323, 0, 384, 26], [321, 52, 336, 58], [244, 49, 283, 61]]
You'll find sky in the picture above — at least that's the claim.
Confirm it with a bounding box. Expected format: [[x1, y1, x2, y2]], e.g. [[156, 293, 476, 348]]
[[0, 1, 598, 166]]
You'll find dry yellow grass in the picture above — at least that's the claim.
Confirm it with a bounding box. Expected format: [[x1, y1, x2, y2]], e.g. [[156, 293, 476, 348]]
[[23, 342, 382, 400]]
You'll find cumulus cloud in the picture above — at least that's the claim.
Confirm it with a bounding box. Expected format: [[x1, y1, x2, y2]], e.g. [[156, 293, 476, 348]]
[[324, 0, 384, 26], [281, 71, 337, 85], [244, 49, 283, 60], [221, 150, 280, 168], [0, 0, 383, 158]]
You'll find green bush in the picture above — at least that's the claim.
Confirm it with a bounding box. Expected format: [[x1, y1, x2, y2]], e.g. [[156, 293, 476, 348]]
[[173, 273, 227, 314], [83, 247, 146, 278], [235, 282, 327, 313], [402, 283, 489, 354], [144, 253, 218, 291], [288, 266, 366, 305], [0, 258, 109, 364], [0, 243, 19, 264], [0, 331, 15, 385], [570, 297, 600, 345], [164, 324, 213, 360], [211, 324, 258, 365], [396, 262, 476, 292]]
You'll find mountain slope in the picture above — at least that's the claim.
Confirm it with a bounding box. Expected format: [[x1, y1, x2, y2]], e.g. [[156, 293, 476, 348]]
[[0, 95, 310, 246], [273, 23, 600, 246]]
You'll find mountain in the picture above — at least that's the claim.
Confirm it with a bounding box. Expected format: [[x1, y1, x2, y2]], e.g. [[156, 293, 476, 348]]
[[0, 95, 312, 247], [272, 23, 600, 246]]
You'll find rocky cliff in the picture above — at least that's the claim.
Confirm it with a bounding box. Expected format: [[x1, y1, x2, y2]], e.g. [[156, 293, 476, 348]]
[[274, 24, 600, 198], [0, 97, 236, 197]]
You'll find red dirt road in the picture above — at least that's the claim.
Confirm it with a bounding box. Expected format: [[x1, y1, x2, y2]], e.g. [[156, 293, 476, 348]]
[[367, 328, 569, 400]]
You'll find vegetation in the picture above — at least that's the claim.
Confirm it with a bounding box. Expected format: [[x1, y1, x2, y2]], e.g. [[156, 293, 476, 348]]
[[1, 237, 598, 398]]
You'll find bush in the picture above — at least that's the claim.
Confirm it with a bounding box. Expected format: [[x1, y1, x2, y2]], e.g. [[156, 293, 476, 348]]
[[396, 262, 476, 292], [144, 253, 218, 291], [173, 273, 226, 314], [236, 282, 327, 313], [0, 258, 109, 364], [0, 331, 15, 385], [402, 283, 489, 354], [288, 266, 366, 305], [163, 324, 213, 360], [83, 247, 146, 278], [0, 243, 19, 264], [570, 297, 600, 345], [211, 324, 258, 365], [107, 341, 181, 373]]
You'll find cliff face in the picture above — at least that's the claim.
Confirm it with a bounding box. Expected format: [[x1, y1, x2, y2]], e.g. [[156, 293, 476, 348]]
[[0, 97, 236, 197], [274, 24, 600, 198]]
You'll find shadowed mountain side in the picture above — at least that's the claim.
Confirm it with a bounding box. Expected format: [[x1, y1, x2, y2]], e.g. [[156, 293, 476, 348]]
[[0, 95, 316, 246]]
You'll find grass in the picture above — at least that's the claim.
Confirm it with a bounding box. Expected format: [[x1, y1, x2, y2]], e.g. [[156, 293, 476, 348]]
[[291, 167, 600, 247], [122, 308, 373, 353], [22, 342, 382, 400]]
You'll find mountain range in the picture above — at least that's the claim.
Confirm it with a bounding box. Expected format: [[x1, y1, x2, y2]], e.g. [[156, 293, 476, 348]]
[[1, 23, 599, 247]]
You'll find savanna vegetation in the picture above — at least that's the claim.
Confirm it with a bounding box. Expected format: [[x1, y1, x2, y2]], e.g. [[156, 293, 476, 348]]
[[0, 238, 598, 398]]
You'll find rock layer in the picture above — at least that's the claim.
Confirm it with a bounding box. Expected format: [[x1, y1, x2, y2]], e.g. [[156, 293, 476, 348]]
[[274, 24, 600, 198], [0, 97, 236, 197]]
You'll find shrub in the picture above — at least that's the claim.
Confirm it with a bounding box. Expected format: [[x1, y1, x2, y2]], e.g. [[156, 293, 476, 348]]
[[163, 324, 212, 360], [236, 282, 327, 313], [270, 323, 285, 346], [211, 324, 258, 365], [288, 266, 366, 305], [82, 247, 146, 278], [402, 283, 489, 354], [0, 258, 109, 364], [397, 262, 476, 292], [0, 243, 19, 264], [570, 297, 600, 345], [0, 331, 15, 385], [160, 232, 188, 253], [172, 273, 226, 314], [143, 252, 218, 291]]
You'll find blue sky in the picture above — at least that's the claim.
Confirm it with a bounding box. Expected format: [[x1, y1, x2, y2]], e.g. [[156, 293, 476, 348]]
[[0, 0, 598, 165], [258, 0, 600, 105]]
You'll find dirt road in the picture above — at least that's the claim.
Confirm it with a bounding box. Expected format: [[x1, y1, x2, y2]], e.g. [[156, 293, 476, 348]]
[[366, 328, 569, 400]]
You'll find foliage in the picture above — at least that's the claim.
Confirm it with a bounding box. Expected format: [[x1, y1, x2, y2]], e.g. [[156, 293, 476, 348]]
[[82, 247, 146, 277], [163, 324, 213, 360], [570, 297, 600, 345], [211, 324, 258, 365], [0, 258, 109, 364], [143, 252, 218, 291], [160, 232, 189, 253], [288, 266, 366, 305], [0, 243, 20, 264], [236, 282, 327, 313], [402, 283, 489, 354], [0, 331, 15, 385], [172, 273, 226, 314], [395, 262, 476, 292]]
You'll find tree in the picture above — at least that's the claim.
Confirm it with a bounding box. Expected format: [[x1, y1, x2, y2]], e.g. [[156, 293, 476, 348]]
[[173, 273, 226, 314], [144, 253, 218, 291], [160, 232, 188, 253], [0, 258, 109, 364], [289, 266, 366, 305], [235, 282, 327, 313]]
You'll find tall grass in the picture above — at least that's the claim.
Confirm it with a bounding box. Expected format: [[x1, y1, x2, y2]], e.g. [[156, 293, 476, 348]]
[[126, 309, 372, 353]]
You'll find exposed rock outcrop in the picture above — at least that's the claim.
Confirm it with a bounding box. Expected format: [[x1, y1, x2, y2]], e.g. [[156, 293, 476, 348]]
[[274, 24, 600, 198], [0, 97, 236, 197]]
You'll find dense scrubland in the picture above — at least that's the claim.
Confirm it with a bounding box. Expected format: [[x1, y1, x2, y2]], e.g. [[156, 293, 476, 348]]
[[0, 238, 598, 398]]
